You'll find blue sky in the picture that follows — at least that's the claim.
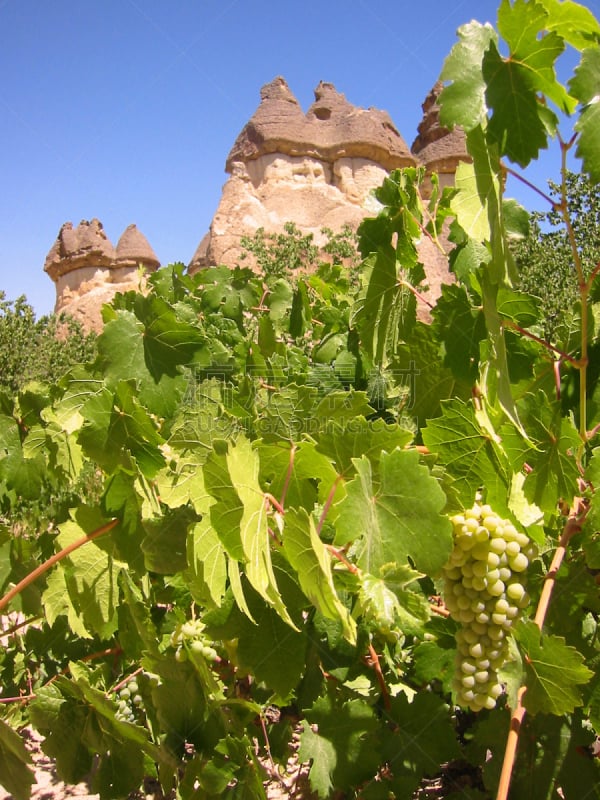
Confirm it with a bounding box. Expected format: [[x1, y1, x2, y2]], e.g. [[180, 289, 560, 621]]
[[1, 0, 598, 316]]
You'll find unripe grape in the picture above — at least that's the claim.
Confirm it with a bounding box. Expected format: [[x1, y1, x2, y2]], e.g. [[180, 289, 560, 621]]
[[505, 541, 521, 558], [489, 537, 506, 554], [509, 553, 529, 573], [442, 501, 534, 712]]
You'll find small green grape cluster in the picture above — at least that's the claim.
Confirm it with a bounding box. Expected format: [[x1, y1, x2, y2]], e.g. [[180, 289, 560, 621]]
[[443, 503, 535, 712], [114, 677, 143, 724], [170, 619, 219, 663]]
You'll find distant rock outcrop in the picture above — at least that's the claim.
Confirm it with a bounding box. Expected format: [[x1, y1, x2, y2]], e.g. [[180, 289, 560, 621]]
[[44, 78, 470, 330], [190, 77, 469, 315], [44, 219, 159, 332]]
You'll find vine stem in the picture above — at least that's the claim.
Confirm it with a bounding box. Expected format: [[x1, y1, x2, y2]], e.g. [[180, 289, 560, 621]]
[[502, 164, 556, 208], [367, 643, 391, 711], [0, 519, 119, 613], [496, 497, 587, 800]]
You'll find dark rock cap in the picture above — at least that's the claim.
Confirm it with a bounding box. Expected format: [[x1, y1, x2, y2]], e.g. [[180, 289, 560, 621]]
[[44, 218, 115, 280], [226, 76, 416, 172], [115, 224, 160, 270], [411, 82, 470, 170]]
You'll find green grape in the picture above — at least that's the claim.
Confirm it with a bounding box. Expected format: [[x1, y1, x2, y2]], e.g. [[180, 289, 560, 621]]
[[443, 502, 533, 712]]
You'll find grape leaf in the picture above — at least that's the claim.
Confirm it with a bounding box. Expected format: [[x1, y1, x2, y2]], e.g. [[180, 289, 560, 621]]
[[0, 718, 34, 800], [570, 46, 600, 182], [515, 620, 594, 715], [382, 693, 461, 790], [283, 507, 356, 644], [539, 0, 600, 51], [500, 392, 581, 514], [431, 283, 486, 383], [296, 725, 336, 799], [299, 692, 381, 796], [206, 563, 307, 701], [358, 567, 430, 635], [28, 684, 95, 784], [185, 516, 227, 607], [154, 452, 211, 513], [511, 710, 600, 799], [315, 415, 412, 476], [79, 382, 165, 477], [452, 160, 493, 242], [422, 398, 510, 510], [335, 448, 452, 575], [42, 563, 91, 639], [484, 40, 551, 164], [413, 639, 456, 694], [141, 505, 193, 575], [96, 311, 148, 389], [351, 244, 397, 364], [133, 293, 207, 381], [222, 436, 297, 629], [439, 21, 498, 131], [52, 509, 124, 638], [497, 0, 572, 112], [258, 439, 339, 509]]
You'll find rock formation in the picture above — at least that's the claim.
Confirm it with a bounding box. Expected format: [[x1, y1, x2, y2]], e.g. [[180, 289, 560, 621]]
[[190, 77, 469, 314], [44, 78, 469, 330], [411, 81, 470, 195], [44, 219, 159, 332]]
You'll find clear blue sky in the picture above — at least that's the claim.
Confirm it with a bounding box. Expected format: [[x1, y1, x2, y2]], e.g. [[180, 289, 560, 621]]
[[1, 0, 598, 317]]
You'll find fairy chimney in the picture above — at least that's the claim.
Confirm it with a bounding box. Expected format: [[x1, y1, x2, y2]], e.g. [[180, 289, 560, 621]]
[[190, 77, 417, 273], [411, 81, 471, 194], [44, 219, 159, 332]]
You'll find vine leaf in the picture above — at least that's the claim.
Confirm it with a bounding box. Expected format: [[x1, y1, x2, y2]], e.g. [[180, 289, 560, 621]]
[[155, 452, 211, 514], [439, 21, 498, 131], [358, 564, 430, 635], [515, 620, 594, 715], [43, 509, 124, 639], [382, 693, 462, 792], [0, 718, 34, 800], [422, 399, 510, 510], [500, 392, 581, 515], [229, 436, 297, 629], [296, 726, 336, 798], [133, 294, 207, 380], [299, 693, 381, 797], [497, 0, 572, 112], [335, 448, 452, 576], [185, 517, 227, 607], [570, 45, 600, 181], [283, 507, 356, 644], [206, 437, 297, 629], [540, 0, 600, 51]]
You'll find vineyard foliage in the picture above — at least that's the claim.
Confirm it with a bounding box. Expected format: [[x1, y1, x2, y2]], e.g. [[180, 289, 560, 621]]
[[2, 1, 600, 798]]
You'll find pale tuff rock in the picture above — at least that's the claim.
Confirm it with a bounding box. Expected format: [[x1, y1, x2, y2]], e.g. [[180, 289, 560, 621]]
[[191, 77, 417, 274], [190, 77, 466, 317], [43, 78, 469, 330], [44, 219, 159, 332]]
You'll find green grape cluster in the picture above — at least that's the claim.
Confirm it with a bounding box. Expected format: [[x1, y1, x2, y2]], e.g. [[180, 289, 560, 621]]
[[442, 503, 535, 712], [170, 618, 219, 663], [114, 677, 144, 724]]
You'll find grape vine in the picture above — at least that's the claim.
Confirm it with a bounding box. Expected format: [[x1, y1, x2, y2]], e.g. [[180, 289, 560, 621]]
[[1, 1, 600, 799]]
